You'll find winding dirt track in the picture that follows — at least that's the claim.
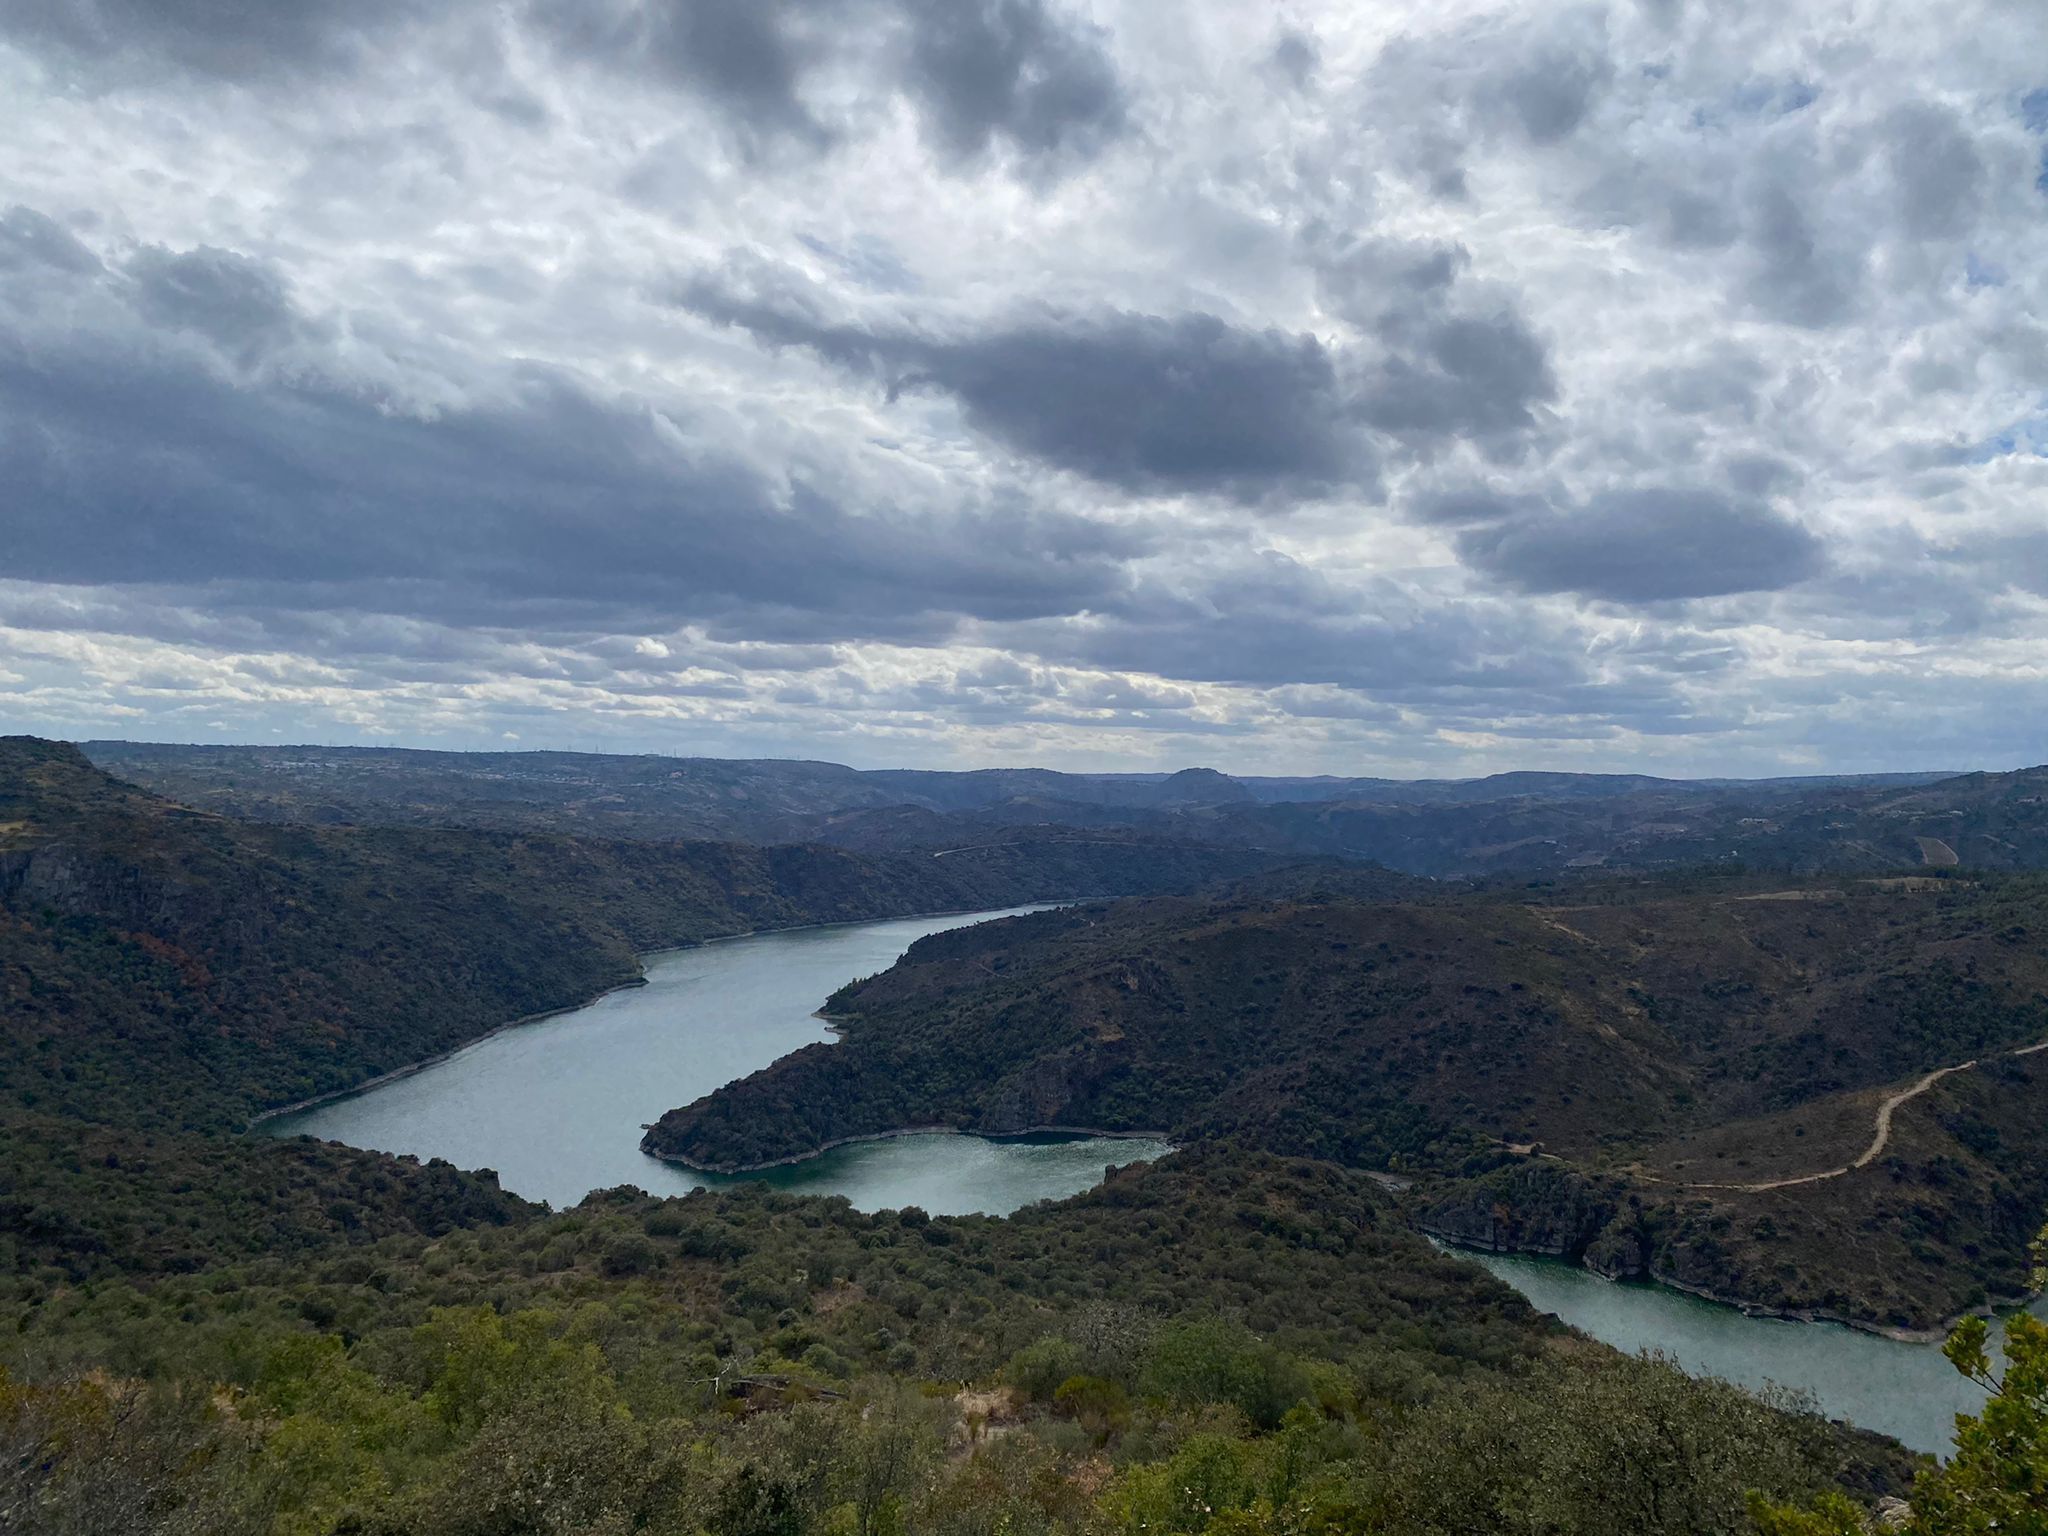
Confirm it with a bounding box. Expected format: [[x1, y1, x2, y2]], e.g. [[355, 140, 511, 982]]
[[1658, 1038, 2048, 1193]]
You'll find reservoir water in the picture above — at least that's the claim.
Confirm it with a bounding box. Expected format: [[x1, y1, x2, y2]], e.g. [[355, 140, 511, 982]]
[[262, 906, 1169, 1216], [264, 903, 2034, 1457], [1459, 1249, 2042, 1455]]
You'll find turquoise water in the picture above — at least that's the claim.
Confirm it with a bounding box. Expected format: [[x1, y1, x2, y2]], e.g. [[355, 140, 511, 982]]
[[1461, 1247, 2043, 1455], [262, 906, 1165, 1215], [263, 902, 2033, 1455]]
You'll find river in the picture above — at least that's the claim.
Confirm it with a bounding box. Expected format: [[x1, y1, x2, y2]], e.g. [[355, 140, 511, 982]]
[[1457, 1249, 2042, 1455], [263, 904, 2031, 1457], [262, 906, 1170, 1216]]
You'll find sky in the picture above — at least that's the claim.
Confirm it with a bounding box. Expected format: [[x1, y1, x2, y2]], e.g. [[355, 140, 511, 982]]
[[1, 0, 2045, 777]]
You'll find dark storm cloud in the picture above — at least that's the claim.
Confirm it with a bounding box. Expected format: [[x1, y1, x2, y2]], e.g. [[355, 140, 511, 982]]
[[533, 0, 833, 153], [1310, 233, 1469, 321], [902, 314, 1362, 498], [1410, 487, 1549, 526], [681, 236, 1558, 495], [0, 0, 426, 78], [1452, 487, 1827, 601], [1493, 42, 1612, 145], [894, 0, 1126, 167], [127, 246, 299, 359], [1741, 179, 1865, 327], [0, 238, 1143, 644], [0, 207, 103, 274], [990, 553, 1602, 705], [532, 0, 1126, 171], [1305, 233, 1559, 451], [679, 279, 1375, 499], [1270, 30, 1319, 90], [1355, 309, 1555, 448], [1362, 9, 1616, 200]]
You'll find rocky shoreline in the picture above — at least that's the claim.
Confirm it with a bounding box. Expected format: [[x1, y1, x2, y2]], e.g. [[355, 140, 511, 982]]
[[246, 972, 653, 1130]]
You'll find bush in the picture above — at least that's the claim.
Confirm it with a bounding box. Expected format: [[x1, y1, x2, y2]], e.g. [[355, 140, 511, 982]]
[[1141, 1319, 1310, 1430], [1005, 1336, 1085, 1403]]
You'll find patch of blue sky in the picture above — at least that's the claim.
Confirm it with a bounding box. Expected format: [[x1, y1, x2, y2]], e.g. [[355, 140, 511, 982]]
[[1962, 405, 2048, 463], [1690, 77, 1818, 131], [1965, 253, 2007, 288], [2022, 88, 2048, 133]]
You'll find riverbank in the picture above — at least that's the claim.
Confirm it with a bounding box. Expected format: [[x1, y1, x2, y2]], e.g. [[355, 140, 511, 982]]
[[248, 900, 1070, 1132], [643, 1123, 1174, 1175], [246, 972, 652, 1129], [1427, 1228, 2041, 1343]]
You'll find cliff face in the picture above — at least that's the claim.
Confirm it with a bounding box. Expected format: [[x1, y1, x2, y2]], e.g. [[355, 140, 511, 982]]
[[977, 1039, 1140, 1135], [1, 837, 238, 945], [1416, 1163, 1626, 1262], [1413, 1055, 2048, 1332]]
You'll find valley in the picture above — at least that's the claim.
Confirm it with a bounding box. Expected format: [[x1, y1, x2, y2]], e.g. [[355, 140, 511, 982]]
[[3, 736, 2043, 1531]]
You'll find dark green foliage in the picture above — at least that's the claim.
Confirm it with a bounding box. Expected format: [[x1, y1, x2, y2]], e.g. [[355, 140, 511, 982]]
[[0, 1113, 533, 1285], [1, 1153, 1916, 1536], [647, 873, 2048, 1327], [1755, 1232, 2048, 1535], [0, 737, 1995, 1531]]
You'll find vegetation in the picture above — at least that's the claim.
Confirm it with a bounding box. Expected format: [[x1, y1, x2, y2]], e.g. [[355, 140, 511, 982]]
[[1, 737, 1276, 1135], [85, 739, 2048, 879], [651, 877, 2048, 1328], [1755, 1230, 2048, 1535], [6, 736, 2044, 1532], [0, 1113, 534, 1285], [1, 1154, 1916, 1536]]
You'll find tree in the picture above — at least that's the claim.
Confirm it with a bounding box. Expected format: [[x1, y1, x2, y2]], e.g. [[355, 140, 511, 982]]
[[1901, 1225, 2048, 1535], [1754, 1226, 2048, 1535]]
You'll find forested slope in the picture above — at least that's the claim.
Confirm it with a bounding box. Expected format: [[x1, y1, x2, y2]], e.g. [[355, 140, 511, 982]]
[[0, 734, 1269, 1293], [648, 875, 2048, 1328], [1, 737, 1275, 1134]]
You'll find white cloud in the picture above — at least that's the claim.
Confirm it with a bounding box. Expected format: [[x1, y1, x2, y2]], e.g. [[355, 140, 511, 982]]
[[0, 0, 2044, 775]]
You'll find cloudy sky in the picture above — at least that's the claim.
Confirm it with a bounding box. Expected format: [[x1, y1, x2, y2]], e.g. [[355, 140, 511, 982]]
[[2, 0, 2044, 775]]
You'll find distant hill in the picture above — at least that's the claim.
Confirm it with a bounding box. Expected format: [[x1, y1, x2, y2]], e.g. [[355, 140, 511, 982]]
[[647, 871, 2048, 1331], [0, 735, 1280, 1287], [85, 739, 2032, 877]]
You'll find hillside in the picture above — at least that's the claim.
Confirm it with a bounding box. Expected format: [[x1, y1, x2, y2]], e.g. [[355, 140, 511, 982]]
[[1, 738, 1278, 1135], [648, 874, 2048, 1329], [0, 734, 1293, 1293], [6, 1149, 1917, 1535]]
